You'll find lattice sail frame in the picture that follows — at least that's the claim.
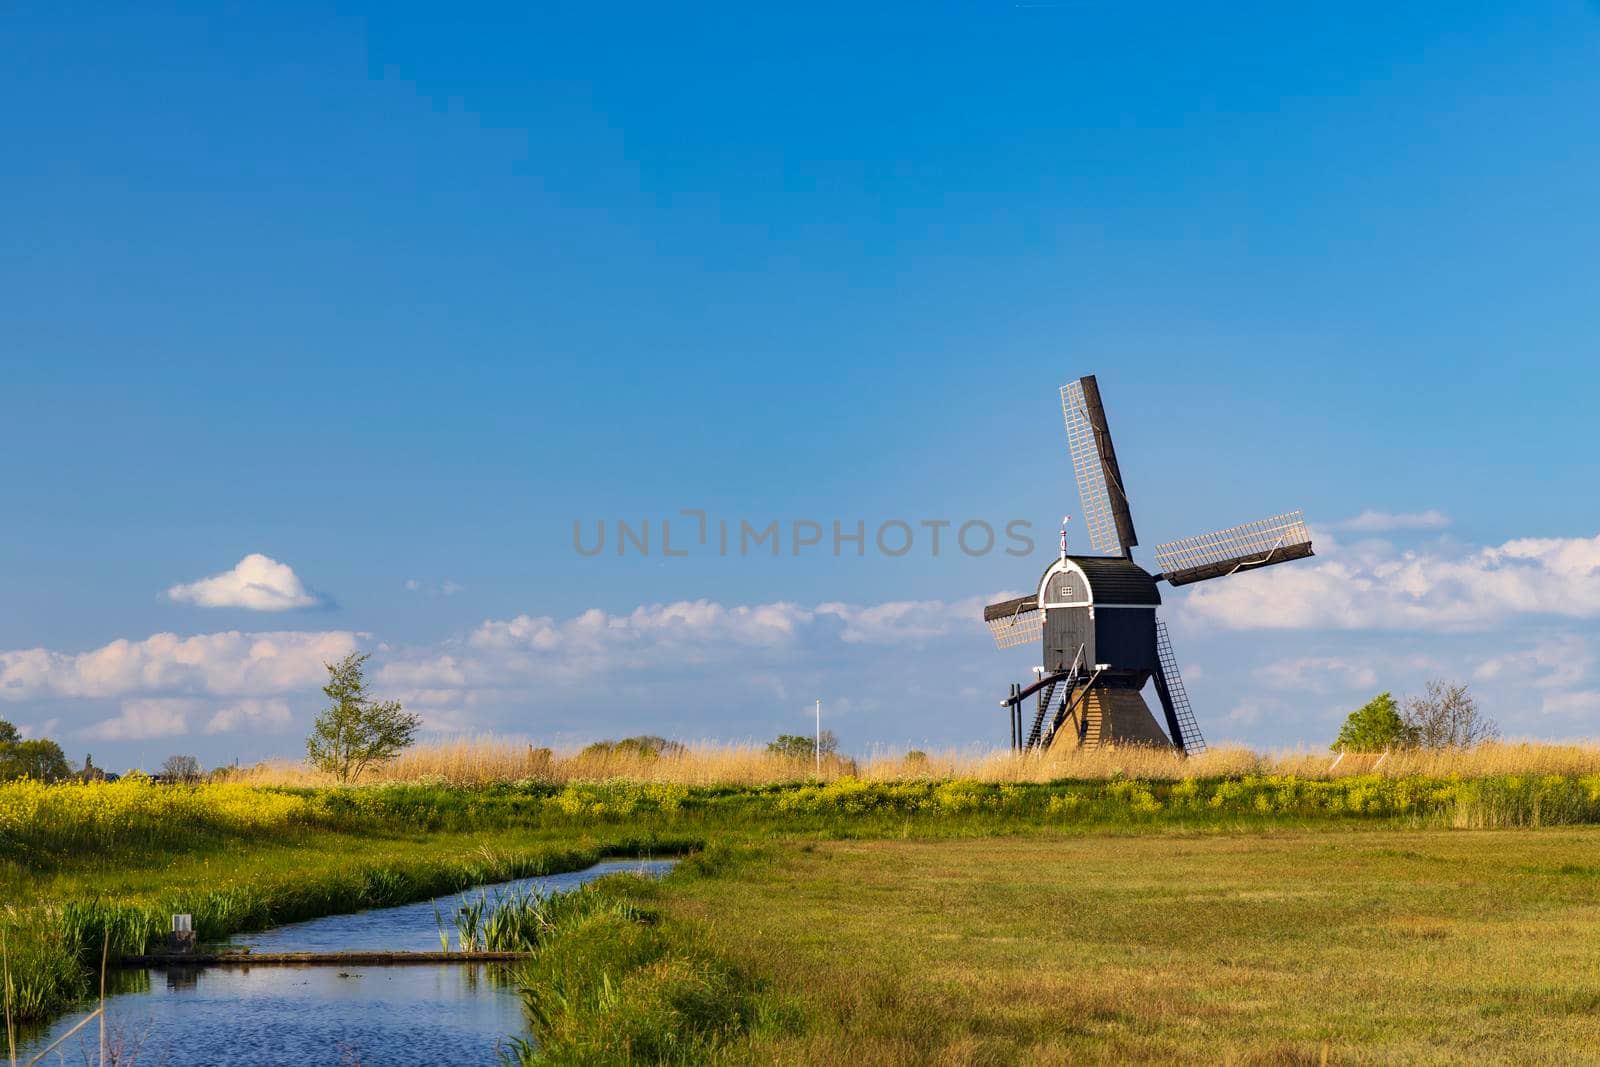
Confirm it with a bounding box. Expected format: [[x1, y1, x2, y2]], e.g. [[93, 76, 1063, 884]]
[[986, 607, 1043, 649], [1153, 510, 1312, 579], [1060, 379, 1121, 555]]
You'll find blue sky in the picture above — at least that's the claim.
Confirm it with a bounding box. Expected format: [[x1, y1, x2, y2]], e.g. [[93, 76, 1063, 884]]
[[3, 2, 1599, 769]]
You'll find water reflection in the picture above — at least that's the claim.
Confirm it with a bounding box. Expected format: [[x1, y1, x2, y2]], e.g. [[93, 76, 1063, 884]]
[[15, 858, 674, 1066], [232, 858, 675, 953], [24, 962, 525, 1067]]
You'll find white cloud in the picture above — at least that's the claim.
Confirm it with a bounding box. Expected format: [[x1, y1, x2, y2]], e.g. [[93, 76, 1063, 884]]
[[814, 599, 973, 644], [379, 655, 468, 688], [1540, 691, 1600, 718], [0, 630, 359, 701], [12, 717, 60, 741], [86, 699, 196, 741], [1334, 510, 1452, 532], [205, 698, 293, 735], [368, 596, 989, 728], [167, 554, 319, 611], [16, 567, 1597, 756], [1475, 636, 1593, 690], [1182, 533, 1600, 631], [470, 600, 814, 656], [1254, 657, 1378, 693], [404, 578, 464, 596]]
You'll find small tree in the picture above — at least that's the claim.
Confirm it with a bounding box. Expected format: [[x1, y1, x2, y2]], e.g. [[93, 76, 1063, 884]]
[[1331, 692, 1416, 752], [0, 719, 18, 745], [767, 731, 838, 760], [1403, 680, 1498, 750], [307, 652, 420, 783], [160, 754, 202, 783]]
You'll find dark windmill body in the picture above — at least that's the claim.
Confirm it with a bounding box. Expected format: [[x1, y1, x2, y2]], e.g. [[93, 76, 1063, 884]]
[[985, 376, 1316, 754]]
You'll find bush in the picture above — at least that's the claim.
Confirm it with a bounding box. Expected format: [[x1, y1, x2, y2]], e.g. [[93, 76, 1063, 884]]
[[580, 736, 686, 760], [1332, 693, 1415, 752], [767, 732, 837, 760]]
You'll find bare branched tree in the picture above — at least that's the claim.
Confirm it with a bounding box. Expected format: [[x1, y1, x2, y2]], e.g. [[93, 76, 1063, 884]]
[[1402, 680, 1499, 750], [159, 754, 202, 783]]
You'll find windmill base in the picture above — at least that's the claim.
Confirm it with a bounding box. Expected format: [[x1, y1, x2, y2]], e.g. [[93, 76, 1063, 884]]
[[1048, 687, 1175, 753]]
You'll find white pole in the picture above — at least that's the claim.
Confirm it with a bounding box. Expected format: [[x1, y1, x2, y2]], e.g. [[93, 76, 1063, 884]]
[[815, 698, 822, 776]]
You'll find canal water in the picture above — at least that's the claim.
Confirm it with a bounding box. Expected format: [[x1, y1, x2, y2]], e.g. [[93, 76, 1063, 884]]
[[13, 859, 675, 1067]]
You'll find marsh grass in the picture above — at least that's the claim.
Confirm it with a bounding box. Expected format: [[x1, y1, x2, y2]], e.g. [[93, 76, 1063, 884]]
[[504, 869, 796, 1065], [449, 880, 651, 955], [219, 738, 1600, 787], [4, 931, 111, 1067]]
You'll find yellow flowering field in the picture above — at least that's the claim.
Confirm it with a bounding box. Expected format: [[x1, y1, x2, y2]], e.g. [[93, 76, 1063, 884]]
[[0, 777, 319, 860]]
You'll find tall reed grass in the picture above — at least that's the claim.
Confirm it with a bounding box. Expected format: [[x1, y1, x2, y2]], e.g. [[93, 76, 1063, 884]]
[[220, 737, 1600, 787]]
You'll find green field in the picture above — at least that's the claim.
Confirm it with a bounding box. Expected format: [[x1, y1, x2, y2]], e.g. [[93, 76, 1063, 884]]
[[8, 776, 1600, 1063], [641, 829, 1600, 1064]]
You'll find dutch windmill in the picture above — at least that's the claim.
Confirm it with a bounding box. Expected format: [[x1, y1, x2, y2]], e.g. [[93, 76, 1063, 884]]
[[983, 375, 1315, 755]]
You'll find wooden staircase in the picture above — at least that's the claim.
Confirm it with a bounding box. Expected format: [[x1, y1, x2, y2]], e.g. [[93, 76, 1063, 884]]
[[1048, 687, 1174, 753]]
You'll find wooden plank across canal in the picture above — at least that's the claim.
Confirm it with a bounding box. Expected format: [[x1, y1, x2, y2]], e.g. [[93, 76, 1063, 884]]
[[117, 951, 533, 967]]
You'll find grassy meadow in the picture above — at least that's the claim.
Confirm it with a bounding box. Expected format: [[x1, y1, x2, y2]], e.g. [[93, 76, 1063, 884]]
[[7, 742, 1600, 1062], [583, 829, 1600, 1065]]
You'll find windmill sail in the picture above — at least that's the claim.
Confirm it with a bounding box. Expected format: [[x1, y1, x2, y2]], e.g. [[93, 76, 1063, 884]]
[[1153, 510, 1313, 587], [1060, 376, 1137, 557], [983, 594, 1043, 648]]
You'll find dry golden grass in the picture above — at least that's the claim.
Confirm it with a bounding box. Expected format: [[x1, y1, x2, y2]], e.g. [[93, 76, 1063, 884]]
[[223, 737, 1600, 787]]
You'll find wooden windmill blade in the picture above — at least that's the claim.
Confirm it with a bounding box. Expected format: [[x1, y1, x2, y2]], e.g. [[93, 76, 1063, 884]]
[[1153, 510, 1315, 587], [1059, 376, 1138, 558], [983, 595, 1043, 649]]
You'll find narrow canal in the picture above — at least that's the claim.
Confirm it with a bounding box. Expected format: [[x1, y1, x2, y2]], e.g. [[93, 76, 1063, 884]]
[[14, 859, 675, 1066]]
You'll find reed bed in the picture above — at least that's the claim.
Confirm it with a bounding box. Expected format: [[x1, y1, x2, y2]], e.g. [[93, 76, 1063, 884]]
[[219, 737, 1600, 787]]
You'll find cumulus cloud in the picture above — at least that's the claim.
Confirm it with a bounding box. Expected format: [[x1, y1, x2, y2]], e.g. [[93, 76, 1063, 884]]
[[1540, 691, 1600, 718], [470, 600, 815, 656], [815, 599, 973, 644], [167, 554, 320, 611], [404, 579, 464, 597], [1475, 636, 1593, 690], [86, 699, 196, 740], [380, 655, 468, 688], [1334, 510, 1451, 532], [366, 595, 992, 728], [1254, 657, 1378, 693], [1181, 533, 1600, 631], [0, 630, 359, 701], [13, 717, 60, 741], [205, 698, 294, 735]]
